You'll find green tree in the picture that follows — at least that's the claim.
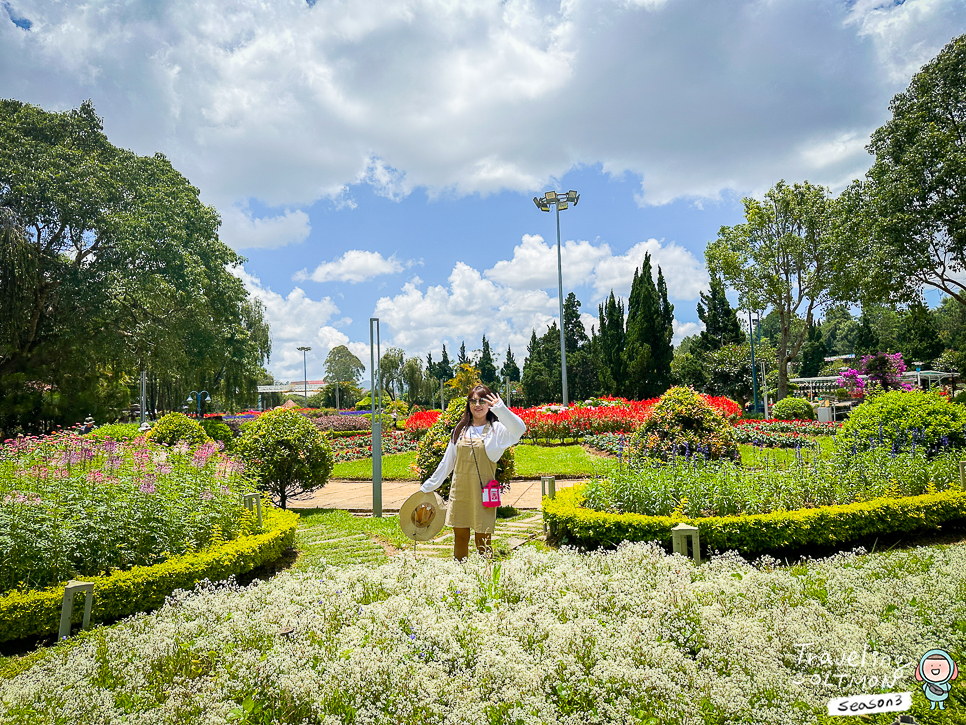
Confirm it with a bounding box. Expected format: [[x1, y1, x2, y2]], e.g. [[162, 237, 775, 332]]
[[500, 345, 520, 383], [695, 276, 745, 354], [821, 305, 859, 356], [563, 292, 589, 353], [0, 99, 269, 434], [457, 342, 469, 366], [521, 330, 554, 405], [622, 255, 673, 398], [798, 323, 827, 378], [853, 309, 880, 358], [707, 180, 836, 400], [235, 407, 334, 509], [477, 336, 498, 387], [899, 301, 943, 366], [836, 35, 966, 307], [401, 356, 425, 405], [324, 345, 364, 386], [438, 344, 453, 382], [593, 292, 626, 396], [379, 347, 405, 401]]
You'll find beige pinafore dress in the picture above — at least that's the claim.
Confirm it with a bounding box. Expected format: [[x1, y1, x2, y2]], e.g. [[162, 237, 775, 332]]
[[445, 425, 498, 534]]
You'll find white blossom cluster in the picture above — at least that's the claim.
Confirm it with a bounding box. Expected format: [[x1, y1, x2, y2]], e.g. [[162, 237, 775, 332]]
[[2, 543, 963, 724]]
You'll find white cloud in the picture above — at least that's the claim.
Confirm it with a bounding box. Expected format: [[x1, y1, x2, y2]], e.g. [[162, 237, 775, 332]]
[[673, 319, 703, 347], [487, 234, 708, 302], [3, 0, 962, 213], [232, 266, 369, 381], [219, 206, 311, 250], [294, 250, 408, 284]]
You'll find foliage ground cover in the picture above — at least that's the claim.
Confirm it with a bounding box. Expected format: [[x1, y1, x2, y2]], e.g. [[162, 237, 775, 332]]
[[584, 443, 962, 518], [0, 432, 254, 591], [1, 543, 963, 724]]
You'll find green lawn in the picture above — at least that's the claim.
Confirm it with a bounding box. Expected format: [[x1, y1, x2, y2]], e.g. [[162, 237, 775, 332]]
[[330, 444, 613, 480], [738, 436, 835, 466]]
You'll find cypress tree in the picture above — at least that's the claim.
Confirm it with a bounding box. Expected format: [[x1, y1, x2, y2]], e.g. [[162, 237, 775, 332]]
[[695, 276, 745, 353], [623, 255, 660, 399], [563, 292, 589, 354], [653, 266, 675, 393], [854, 310, 879, 358], [501, 344, 520, 382], [595, 291, 626, 396], [457, 341, 469, 366], [438, 344, 453, 381], [425, 352, 437, 380], [478, 335, 498, 386]]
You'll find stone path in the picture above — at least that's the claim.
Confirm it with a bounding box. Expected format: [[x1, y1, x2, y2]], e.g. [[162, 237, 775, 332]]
[[288, 477, 585, 513]]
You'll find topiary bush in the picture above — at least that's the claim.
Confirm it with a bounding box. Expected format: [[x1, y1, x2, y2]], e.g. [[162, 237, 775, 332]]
[[628, 386, 740, 464], [146, 412, 210, 447], [771, 396, 815, 421], [414, 398, 516, 499], [235, 407, 334, 508], [836, 389, 966, 454], [200, 419, 234, 450]]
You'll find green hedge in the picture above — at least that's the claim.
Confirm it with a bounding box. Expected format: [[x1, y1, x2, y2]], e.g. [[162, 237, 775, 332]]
[[0, 508, 298, 643], [544, 485, 966, 557]]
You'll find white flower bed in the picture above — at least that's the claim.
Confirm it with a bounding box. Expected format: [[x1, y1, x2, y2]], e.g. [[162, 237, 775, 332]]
[[3, 543, 963, 724]]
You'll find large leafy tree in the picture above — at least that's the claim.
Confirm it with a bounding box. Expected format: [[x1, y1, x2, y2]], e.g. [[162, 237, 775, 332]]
[[379, 347, 406, 401], [324, 345, 364, 385], [707, 180, 836, 399], [837, 34, 966, 307], [0, 99, 269, 433]]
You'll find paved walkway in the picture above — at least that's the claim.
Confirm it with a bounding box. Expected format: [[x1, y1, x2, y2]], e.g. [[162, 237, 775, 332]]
[[289, 477, 585, 513]]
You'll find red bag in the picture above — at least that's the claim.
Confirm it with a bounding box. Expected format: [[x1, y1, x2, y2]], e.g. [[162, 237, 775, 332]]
[[481, 479, 501, 508]]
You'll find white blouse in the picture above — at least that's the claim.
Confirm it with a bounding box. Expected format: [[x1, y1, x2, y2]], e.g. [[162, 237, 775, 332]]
[[420, 401, 527, 493]]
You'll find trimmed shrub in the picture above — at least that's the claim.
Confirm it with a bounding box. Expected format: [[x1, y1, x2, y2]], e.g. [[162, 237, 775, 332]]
[[414, 398, 515, 499], [200, 418, 234, 450], [236, 408, 334, 508], [0, 507, 297, 642], [85, 423, 143, 443], [628, 386, 740, 463], [836, 389, 966, 453], [146, 412, 210, 447], [771, 396, 815, 420], [544, 485, 966, 557]]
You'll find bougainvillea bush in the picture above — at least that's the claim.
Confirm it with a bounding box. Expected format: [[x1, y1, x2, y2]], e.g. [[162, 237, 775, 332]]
[[628, 387, 741, 464], [3, 545, 962, 725], [329, 430, 419, 463], [0, 433, 256, 591]]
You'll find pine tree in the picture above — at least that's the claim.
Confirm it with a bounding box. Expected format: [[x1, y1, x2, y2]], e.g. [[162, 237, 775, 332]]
[[695, 276, 745, 353], [521, 330, 552, 404], [501, 345, 520, 382], [563, 292, 589, 354], [478, 335, 498, 387], [623, 255, 661, 399], [653, 266, 675, 393], [438, 344, 453, 381], [799, 322, 827, 377], [425, 352, 437, 380], [457, 341, 469, 366], [594, 291, 625, 396], [854, 310, 879, 358], [899, 301, 943, 365]]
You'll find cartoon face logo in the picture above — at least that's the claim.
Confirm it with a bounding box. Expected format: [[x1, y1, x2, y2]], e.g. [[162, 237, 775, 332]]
[[915, 649, 958, 710]]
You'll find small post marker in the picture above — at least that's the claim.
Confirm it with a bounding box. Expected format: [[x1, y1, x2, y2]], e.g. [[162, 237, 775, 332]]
[[960, 461, 965, 490], [59, 581, 94, 639], [243, 493, 263, 528], [671, 523, 701, 565]]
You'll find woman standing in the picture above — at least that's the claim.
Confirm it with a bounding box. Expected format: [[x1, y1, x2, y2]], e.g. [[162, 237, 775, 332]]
[[420, 384, 526, 560]]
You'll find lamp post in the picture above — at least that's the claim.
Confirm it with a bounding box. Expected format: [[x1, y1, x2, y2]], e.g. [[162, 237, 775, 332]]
[[533, 189, 580, 407], [370, 318, 382, 518], [748, 310, 760, 414], [186, 390, 211, 418], [297, 346, 312, 406]]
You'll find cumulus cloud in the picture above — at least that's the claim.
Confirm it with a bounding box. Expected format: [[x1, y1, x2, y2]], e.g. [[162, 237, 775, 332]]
[[486, 234, 707, 301], [219, 207, 311, 250], [2, 0, 962, 213], [232, 266, 368, 381], [294, 250, 411, 284], [673, 319, 703, 347]]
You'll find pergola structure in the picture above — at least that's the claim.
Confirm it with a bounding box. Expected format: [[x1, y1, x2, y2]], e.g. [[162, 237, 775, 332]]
[[789, 370, 959, 400], [256, 380, 326, 409]]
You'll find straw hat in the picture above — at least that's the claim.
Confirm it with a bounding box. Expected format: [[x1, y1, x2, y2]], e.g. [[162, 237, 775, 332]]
[[398, 491, 446, 541]]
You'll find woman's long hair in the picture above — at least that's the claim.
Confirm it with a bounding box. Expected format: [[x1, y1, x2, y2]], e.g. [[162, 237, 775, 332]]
[[451, 384, 498, 443]]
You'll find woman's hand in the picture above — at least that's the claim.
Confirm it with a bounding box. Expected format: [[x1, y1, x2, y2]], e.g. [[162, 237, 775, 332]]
[[482, 392, 501, 408]]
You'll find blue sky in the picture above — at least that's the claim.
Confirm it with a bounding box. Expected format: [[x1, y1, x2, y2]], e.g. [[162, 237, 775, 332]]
[[2, 0, 964, 382]]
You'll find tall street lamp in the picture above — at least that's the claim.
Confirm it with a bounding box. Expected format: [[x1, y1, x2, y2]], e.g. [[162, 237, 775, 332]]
[[297, 346, 312, 406], [533, 189, 580, 407], [186, 390, 211, 418]]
